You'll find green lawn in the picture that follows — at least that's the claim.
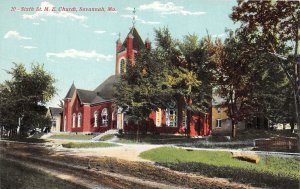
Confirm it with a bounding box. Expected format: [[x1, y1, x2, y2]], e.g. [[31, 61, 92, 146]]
[[139, 147, 300, 180], [62, 142, 117, 148], [99, 134, 115, 141], [49, 134, 95, 140]]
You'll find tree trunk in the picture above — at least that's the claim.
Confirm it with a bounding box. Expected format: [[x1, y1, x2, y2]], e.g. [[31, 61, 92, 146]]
[[295, 12, 300, 143], [290, 121, 295, 133], [186, 97, 192, 138], [231, 119, 236, 138], [136, 121, 140, 142]]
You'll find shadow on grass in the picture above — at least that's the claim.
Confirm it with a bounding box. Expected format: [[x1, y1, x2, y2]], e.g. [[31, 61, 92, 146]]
[[1, 137, 46, 143], [0, 159, 88, 189], [158, 162, 299, 189]]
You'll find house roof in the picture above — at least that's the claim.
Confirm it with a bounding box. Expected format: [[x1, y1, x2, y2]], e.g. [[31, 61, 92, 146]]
[[94, 75, 117, 100], [77, 89, 108, 105], [65, 83, 76, 99], [49, 107, 63, 116], [118, 27, 145, 53]]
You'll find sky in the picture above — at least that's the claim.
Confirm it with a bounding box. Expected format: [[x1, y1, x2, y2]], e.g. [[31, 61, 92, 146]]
[[0, 0, 238, 107]]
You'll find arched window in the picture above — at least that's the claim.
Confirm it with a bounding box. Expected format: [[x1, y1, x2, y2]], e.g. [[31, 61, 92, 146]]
[[94, 111, 98, 127], [156, 108, 162, 127], [166, 99, 177, 127], [64, 115, 66, 131], [72, 113, 76, 128], [120, 59, 126, 74], [77, 113, 82, 128], [101, 108, 109, 126]]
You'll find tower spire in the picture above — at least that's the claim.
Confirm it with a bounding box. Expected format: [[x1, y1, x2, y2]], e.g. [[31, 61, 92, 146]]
[[132, 8, 136, 28]]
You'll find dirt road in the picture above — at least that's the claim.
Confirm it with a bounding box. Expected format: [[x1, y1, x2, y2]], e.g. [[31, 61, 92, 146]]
[[0, 141, 251, 189]]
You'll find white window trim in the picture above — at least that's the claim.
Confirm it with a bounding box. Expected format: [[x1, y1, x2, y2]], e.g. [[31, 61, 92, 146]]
[[156, 108, 162, 127], [72, 113, 76, 128], [77, 113, 82, 128], [117, 107, 123, 129], [166, 108, 177, 127], [94, 111, 98, 127], [101, 108, 109, 127], [64, 116, 66, 131], [216, 119, 222, 128]]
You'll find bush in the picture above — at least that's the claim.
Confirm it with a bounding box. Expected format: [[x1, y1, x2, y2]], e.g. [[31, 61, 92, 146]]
[[62, 142, 117, 148]]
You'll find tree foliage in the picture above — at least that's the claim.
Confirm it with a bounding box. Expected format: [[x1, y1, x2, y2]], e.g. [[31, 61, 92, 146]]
[[0, 63, 56, 136], [229, 0, 299, 131], [113, 28, 214, 134]]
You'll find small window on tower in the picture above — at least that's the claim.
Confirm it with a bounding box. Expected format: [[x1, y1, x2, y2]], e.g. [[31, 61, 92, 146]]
[[120, 59, 126, 74]]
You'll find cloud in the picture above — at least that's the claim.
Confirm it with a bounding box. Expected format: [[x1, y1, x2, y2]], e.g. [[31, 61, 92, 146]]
[[20, 45, 37, 49], [40, 18, 47, 22], [110, 32, 117, 36], [22, 2, 87, 22], [212, 33, 225, 38], [33, 22, 40, 25], [121, 14, 160, 25], [94, 30, 106, 34], [4, 31, 32, 40], [46, 49, 113, 61], [135, 1, 206, 16], [125, 7, 134, 11]]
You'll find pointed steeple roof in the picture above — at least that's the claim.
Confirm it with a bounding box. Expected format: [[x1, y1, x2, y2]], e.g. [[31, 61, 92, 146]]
[[118, 27, 145, 53], [65, 83, 76, 99]]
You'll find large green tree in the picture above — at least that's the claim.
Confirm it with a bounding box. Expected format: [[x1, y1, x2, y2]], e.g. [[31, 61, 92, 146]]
[[114, 28, 215, 137], [0, 63, 56, 137], [213, 28, 291, 137], [231, 0, 300, 132]]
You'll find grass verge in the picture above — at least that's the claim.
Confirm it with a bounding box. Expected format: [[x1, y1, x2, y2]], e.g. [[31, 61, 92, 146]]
[[1, 137, 46, 143], [62, 142, 117, 148], [116, 134, 199, 144], [99, 134, 115, 141], [49, 134, 95, 140], [139, 147, 300, 188]]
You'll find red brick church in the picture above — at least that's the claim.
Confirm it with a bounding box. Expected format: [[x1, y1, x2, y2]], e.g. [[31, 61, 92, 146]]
[[62, 26, 211, 137]]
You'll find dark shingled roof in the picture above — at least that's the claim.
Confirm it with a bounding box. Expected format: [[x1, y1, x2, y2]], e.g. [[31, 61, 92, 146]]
[[77, 89, 108, 104], [65, 83, 76, 99], [49, 107, 63, 116], [94, 75, 117, 100], [118, 27, 145, 53]]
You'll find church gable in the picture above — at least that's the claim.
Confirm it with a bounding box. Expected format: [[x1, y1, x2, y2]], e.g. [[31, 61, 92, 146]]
[[118, 27, 145, 53], [65, 83, 76, 99], [94, 75, 117, 100], [76, 89, 108, 105]]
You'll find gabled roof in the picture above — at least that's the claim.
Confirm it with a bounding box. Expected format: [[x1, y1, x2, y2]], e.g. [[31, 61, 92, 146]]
[[65, 83, 76, 99], [77, 89, 108, 105], [49, 107, 63, 116], [118, 27, 145, 53], [94, 75, 117, 100]]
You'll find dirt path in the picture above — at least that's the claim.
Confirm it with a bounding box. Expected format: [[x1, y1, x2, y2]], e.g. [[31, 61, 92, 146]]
[[51, 142, 163, 162], [2, 158, 108, 189], [1, 141, 251, 189]]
